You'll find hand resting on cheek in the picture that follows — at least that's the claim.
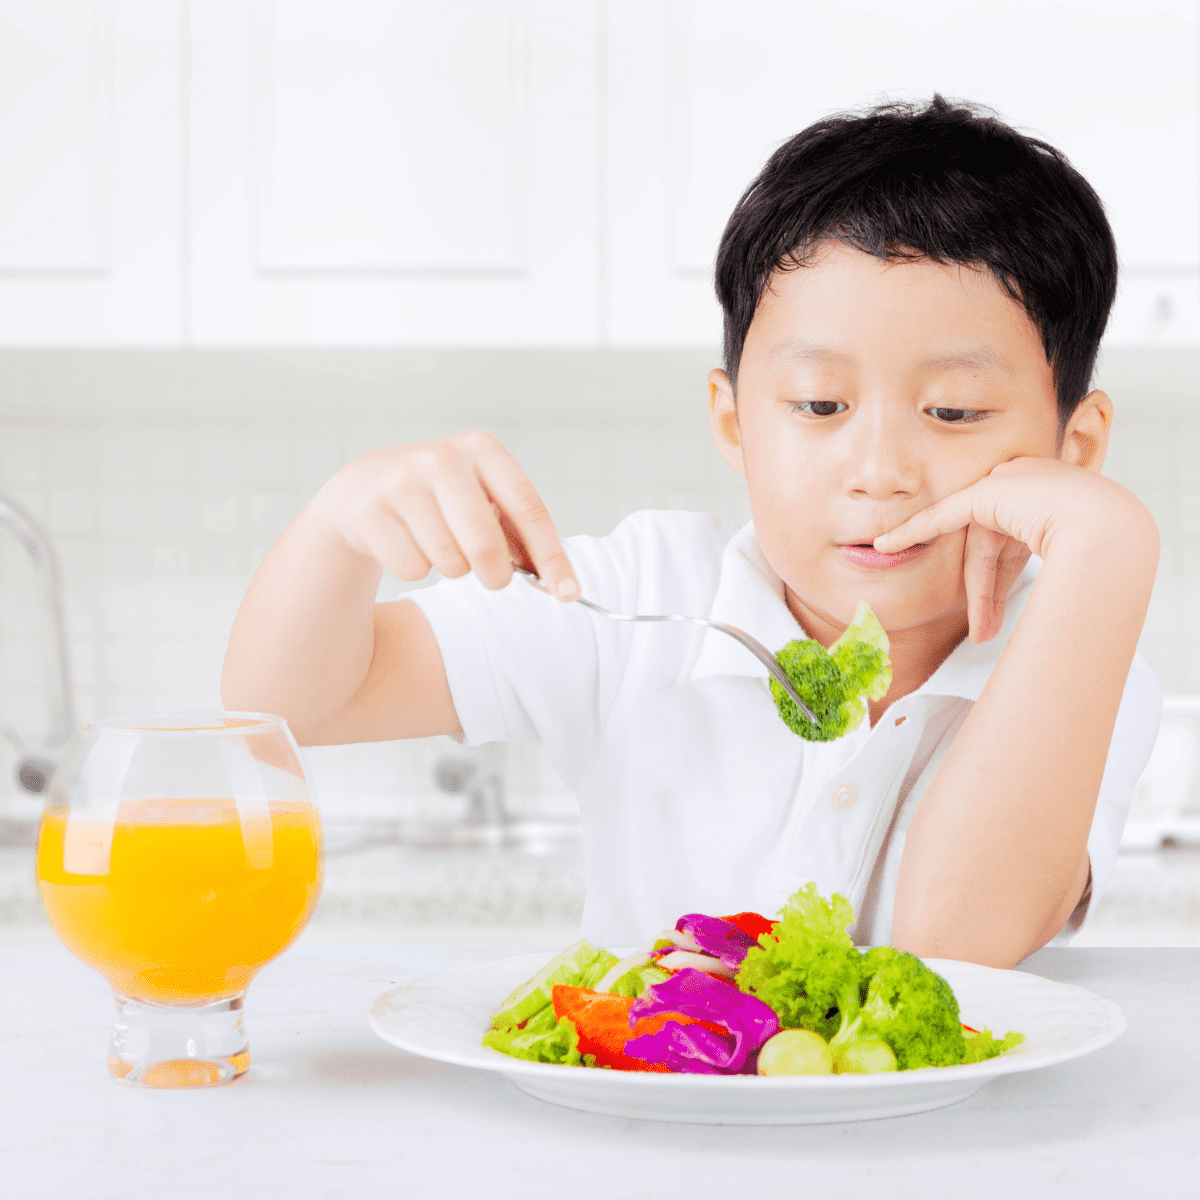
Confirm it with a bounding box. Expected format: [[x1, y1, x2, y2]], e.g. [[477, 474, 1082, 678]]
[[873, 457, 1136, 644]]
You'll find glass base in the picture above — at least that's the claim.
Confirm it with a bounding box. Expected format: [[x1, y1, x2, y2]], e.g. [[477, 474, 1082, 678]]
[[108, 992, 250, 1087]]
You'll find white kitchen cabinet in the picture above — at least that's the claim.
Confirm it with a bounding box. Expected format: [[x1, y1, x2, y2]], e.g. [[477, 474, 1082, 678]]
[[605, 0, 1200, 347], [187, 0, 599, 345], [0, 1, 1195, 349], [0, 0, 182, 345]]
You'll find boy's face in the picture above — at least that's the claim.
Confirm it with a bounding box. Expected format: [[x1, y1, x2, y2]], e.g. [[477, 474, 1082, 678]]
[[709, 241, 1104, 639]]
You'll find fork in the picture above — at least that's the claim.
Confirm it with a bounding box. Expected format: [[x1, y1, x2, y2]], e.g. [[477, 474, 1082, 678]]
[[512, 565, 818, 726]]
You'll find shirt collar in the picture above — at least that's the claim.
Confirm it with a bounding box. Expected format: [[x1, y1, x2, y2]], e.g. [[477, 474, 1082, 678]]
[[689, 520, 1042, 704], [690, 521, 808, 684]]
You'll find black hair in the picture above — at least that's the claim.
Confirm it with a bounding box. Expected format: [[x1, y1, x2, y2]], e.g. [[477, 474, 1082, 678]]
[[715, 94, 1118, 428]]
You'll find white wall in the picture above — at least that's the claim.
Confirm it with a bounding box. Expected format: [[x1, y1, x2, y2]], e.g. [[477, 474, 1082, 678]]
[[0, 349, 743, 818]]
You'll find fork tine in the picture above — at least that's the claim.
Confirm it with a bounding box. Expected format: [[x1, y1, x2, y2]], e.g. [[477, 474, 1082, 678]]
[[717, 625, 820, 726]]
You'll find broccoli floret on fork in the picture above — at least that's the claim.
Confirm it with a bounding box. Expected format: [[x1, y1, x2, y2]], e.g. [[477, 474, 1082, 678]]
[[771, 602, 893, 741]]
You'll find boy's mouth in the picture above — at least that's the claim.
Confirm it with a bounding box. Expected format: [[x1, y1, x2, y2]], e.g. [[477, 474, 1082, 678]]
[[837, 542, 928, 568]]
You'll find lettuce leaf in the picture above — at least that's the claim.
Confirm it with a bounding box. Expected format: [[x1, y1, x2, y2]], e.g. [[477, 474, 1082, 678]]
[[482, 1006, 587, 1065], [735, 884, 863, 1037], [961, 1026, 1026, 1064]]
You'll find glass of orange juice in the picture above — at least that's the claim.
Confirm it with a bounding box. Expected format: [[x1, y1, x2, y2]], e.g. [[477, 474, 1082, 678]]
[[35, 712, 322, 1088]]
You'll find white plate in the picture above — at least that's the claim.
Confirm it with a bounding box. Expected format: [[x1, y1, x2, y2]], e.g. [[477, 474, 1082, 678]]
[[368, 953, 1125, 1125]]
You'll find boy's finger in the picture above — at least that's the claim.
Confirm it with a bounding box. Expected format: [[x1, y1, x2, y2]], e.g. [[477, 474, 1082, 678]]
[[478, 453, 579, 601], [872, 509, 945, 553], [994, 541, 1032, 610], [432, 471, 516, 590], [392, 490, 473, 580], [873, 492, 975, 553], [963, 524, 1004, 643], [358, 508, 433, 581]]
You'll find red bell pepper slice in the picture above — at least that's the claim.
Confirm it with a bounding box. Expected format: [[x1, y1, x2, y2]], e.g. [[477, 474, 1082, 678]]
[[719, 911, 776, 942]]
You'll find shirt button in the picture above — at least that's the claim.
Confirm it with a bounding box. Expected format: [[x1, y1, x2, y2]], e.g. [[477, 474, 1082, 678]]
[[831, 784, 858, 810]]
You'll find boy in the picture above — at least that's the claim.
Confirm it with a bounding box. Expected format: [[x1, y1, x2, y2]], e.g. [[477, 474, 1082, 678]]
[[223, 95, 1161, 969]]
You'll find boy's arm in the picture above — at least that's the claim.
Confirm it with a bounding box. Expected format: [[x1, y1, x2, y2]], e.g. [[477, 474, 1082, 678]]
[[876, 457, 1159, 968], [220, 433, 578, 745]]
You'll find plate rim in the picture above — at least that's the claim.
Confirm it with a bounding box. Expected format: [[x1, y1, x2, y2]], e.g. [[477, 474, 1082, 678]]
[[367, 951, 1127, 1090]]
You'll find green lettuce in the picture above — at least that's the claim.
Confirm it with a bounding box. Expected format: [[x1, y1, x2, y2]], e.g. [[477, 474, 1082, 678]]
[[735, 883, 864, 1038], [482, 1006, 586, 1065], [961, 1026, 1026, 1064]]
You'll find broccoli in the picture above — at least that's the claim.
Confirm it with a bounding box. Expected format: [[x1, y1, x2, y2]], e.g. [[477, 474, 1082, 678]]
[[736, 884, 1024, 1072], [771, 601, 892, 741], [829, 946, 967, 1070]]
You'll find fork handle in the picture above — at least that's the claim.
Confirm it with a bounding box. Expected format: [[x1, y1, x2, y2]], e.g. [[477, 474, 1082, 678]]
[[515, 566, 818, 725]]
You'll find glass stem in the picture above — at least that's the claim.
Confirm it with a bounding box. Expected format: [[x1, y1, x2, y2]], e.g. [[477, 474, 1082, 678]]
[[109, 992, 250, 1087]]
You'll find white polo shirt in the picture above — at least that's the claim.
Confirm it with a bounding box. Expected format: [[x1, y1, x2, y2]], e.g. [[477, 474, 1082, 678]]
[[408, 510, 1161, 949]]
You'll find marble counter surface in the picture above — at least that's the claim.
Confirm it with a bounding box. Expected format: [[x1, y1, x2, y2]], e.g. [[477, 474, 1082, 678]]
[[1, 945, 1196, 1199]]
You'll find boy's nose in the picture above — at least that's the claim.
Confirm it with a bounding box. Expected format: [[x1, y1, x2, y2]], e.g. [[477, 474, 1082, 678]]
[[843, 432, 922, 501]]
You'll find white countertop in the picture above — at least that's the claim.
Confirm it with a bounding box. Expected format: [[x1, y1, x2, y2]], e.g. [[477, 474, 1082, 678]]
[[2, 945, 1196, 1199]]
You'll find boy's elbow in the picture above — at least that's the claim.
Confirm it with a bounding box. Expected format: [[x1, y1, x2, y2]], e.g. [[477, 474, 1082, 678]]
[[891, 921, 1028, 971], [219, 675, 262, 722], [219, 657, 282, 725], [893, 855, 1091, 970]]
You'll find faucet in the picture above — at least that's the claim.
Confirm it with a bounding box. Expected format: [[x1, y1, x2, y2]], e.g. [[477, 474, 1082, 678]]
[[418, 741, 580, 853], [0, 490, 76, 794], [433, 742, 512, 847]]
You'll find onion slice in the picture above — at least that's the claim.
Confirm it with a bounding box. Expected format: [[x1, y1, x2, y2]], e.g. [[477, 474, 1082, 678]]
[[655, 949, 737, 978], [595, 951, 652, 994]]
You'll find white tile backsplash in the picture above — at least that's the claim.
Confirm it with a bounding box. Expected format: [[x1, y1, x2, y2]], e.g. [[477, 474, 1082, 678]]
[[0, 347, 1194, 822]]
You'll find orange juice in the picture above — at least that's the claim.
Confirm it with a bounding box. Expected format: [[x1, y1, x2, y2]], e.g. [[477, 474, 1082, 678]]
[[36, 798, 322, 1004]]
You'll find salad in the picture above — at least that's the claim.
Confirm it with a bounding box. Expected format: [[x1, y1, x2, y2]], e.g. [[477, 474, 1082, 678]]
[[483, 883, 1024, 1076]]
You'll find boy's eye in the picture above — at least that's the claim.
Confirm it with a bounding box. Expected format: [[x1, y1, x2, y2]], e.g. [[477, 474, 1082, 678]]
[[791, 400, 847, 417], [929, 407, 987, 424]]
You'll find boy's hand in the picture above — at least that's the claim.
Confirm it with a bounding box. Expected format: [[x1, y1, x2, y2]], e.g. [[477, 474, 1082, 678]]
[[873, 457, 1153, 643], [311, 431, 579, 600]]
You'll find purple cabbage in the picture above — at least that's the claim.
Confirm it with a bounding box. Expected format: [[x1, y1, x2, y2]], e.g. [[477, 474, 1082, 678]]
[[623, 968, 779, 1075], [675, 913, 757, 971]]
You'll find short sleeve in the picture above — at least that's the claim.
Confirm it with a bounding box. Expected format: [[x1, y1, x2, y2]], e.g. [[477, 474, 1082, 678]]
[[404, 516, 646, 788], [1050, 652, 1162, 943]]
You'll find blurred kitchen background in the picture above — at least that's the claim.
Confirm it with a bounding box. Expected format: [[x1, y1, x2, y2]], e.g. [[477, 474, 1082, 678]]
[[2, 0, 1199, 947]]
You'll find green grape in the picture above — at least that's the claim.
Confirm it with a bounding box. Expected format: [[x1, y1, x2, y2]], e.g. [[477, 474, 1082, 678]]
[[757, 1029, 834, 1076], [833, 1038, 897, 1074]]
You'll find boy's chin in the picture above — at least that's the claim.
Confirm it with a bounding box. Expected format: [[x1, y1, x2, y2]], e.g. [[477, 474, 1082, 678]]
[[815, 581, 968, 637]]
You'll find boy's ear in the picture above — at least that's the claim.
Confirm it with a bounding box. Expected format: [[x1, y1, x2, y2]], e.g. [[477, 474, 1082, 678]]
[[708, 368, 745, 477], [1060, 389, 1112, 472]]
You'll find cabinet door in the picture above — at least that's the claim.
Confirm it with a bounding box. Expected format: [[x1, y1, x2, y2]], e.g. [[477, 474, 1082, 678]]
[[606, 0, 1199, 347], [189, 0, 599, 345], [0, 0, 181, 344]]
